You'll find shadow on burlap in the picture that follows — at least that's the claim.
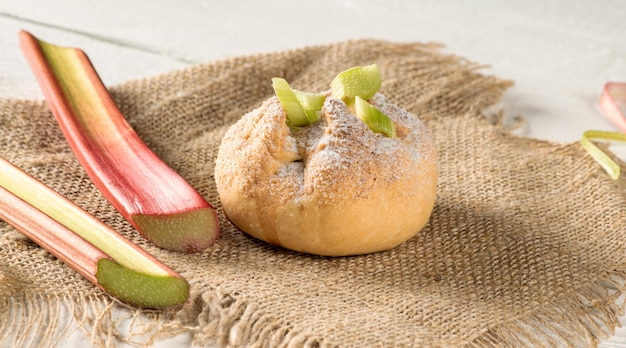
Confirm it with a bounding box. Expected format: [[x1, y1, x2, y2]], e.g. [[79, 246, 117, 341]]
[[1, 39, 625, 347]]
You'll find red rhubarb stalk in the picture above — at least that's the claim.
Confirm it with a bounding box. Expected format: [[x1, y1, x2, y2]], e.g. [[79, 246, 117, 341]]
[[19, 30, 219, 253], [0, 157, 189, 308]]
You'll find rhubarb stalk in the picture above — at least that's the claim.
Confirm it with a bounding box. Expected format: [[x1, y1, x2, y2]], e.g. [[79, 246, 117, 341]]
[[19, 30, 219, 253], [580, 130, 626, 180], [0, 157, 188, 308]]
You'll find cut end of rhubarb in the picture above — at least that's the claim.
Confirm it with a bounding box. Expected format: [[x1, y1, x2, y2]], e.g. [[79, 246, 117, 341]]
[[132, 208, 219, 253], [96, 258, 189, 308]]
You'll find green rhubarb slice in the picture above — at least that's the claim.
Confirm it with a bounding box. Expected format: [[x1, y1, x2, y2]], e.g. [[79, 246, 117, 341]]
[[355, 96, 397, 138], [272, 77, 324, 128], [580, 130, 626, 179], [330, 64, 382, 104], [296, 90, 325, 125]]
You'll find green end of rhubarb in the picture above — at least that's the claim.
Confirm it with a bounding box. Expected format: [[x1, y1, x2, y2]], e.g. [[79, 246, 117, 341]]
[[330, 64, 382, 105], [355, 96, 397, 138], [96, 258, 189, 308], [133, 208, 218, 254], [272, 77, 324, 128]]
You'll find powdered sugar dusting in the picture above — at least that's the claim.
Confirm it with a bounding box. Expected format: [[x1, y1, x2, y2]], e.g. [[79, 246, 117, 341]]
[[215, 92, 436, 206]]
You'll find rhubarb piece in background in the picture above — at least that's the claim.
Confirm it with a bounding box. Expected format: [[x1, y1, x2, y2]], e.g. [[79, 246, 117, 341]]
[[19, 30, 219, 253]]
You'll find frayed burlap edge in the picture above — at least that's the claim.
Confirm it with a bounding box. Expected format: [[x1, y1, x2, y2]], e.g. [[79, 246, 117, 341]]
[[467, 272, 626, 348], [5, 153, 624, 348], [0, 288, 338, 347], [3, 272, 625, 348]]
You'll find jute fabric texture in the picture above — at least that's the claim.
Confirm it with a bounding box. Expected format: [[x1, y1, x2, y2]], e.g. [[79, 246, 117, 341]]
[[1, 39, 625, 347]]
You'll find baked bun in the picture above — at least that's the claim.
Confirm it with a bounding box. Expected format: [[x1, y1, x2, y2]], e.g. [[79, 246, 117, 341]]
[[215, 92, 437, 256]]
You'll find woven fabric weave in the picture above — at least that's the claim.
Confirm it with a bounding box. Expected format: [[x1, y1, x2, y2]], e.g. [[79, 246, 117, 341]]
[[1, 39, 625, 347]]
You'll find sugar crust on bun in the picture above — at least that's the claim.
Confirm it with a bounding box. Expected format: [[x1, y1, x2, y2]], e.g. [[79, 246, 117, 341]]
[[215, 93, 437, 256]]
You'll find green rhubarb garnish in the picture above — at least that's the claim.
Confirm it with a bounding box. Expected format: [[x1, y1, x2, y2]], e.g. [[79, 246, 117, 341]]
[[297, 90, 326, 120], [273, 64, 394, 137], [272, 77, 325, 128], [330, 64, 382, 105], [354, 96, 397, 138]]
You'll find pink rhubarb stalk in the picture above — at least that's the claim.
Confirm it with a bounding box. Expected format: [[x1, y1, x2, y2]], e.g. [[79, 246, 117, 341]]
[[19, 30, 219, 253], [0, 157, 189, 308]]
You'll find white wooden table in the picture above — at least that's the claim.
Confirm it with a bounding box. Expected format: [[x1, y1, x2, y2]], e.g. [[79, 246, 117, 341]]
[[1, 0, 625, 346]]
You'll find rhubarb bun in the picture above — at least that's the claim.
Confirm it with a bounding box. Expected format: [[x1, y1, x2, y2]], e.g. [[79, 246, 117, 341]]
[[215, 93, 437, 256]]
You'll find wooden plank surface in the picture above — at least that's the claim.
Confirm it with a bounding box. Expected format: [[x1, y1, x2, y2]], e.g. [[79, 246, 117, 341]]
[[1, 0, 625, 143], [1, 0, 625, 346]]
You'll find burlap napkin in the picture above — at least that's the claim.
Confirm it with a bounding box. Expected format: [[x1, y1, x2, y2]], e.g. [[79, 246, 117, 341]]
[[1, 39, 625, 348]]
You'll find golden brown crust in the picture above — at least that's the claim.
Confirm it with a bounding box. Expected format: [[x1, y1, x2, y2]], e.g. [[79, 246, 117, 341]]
[[215, 93, 438, 256]]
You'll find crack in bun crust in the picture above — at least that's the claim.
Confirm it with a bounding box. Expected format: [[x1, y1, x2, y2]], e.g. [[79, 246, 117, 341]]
[[215, 93, 438, 256]]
